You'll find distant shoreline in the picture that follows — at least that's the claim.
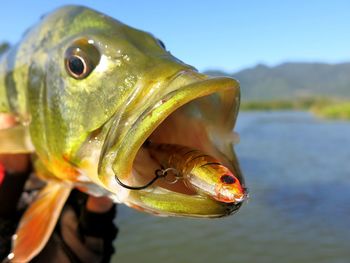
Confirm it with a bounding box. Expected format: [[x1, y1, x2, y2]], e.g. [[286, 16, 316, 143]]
[[240, 98, 350, 120]]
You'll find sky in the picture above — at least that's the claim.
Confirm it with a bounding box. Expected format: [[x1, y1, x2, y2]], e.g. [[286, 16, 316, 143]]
[[0, 0, 349, 73]]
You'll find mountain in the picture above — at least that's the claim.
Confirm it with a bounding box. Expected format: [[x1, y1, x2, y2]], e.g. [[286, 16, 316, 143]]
[[205, 62, 350, 101]]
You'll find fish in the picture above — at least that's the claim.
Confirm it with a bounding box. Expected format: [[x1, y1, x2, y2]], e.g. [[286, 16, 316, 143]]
[[0, 5, 247, 262], [145, 142, 247, 203]]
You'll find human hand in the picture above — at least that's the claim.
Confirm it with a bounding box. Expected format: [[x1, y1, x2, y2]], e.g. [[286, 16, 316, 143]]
[[0, 154, 30, 173], [86, 196, 114, 213]]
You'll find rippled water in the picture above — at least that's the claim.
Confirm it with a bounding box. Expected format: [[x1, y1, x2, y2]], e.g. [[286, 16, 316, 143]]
[[112, 111, 350, 263]]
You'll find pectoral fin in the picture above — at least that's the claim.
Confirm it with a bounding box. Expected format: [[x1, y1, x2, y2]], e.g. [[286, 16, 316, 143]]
[[8, 181, 72, 262]]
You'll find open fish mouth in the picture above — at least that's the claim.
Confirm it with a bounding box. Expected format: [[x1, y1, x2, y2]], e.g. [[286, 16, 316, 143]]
[[99, 71, 246, 216]]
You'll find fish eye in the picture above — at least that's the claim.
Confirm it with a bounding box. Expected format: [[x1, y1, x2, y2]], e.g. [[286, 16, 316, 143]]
[[220, 174, 236, 184], [66, 55, 87, 78], [65, 39, 101, 79]]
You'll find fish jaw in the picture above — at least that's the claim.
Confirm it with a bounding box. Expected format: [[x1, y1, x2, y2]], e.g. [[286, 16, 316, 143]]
[[96, 71, 246, 217], [126, 187, 243, 218]]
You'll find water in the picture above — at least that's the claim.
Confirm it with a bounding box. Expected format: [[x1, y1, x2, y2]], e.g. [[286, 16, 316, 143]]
[[112, 111, 350, 263]]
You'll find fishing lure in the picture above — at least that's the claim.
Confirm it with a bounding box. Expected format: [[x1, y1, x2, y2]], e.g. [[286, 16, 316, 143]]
[[137, 142, 247, 203]]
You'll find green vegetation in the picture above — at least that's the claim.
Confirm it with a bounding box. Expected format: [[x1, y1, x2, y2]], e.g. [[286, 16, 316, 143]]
[[241, 97, 334, 111], [312, 102, 350, 120], [241, 98, 325, 111], [240, 98, 350, 120]]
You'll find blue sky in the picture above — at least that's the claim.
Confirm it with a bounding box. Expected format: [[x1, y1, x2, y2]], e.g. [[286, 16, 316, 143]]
[[0, 1, 349, 72]]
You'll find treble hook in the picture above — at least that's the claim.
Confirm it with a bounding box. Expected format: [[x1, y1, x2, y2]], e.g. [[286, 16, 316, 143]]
[[114, 167, 181, 190]]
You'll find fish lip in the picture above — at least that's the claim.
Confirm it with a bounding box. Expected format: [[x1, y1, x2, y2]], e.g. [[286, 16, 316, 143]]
[[99, 74, 240, 196]]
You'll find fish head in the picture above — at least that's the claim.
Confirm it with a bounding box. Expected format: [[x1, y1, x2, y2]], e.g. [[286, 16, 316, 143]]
[[23, 5, 246, 217]]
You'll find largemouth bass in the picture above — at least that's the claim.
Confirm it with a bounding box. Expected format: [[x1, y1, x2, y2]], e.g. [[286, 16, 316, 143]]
[[0, 5, 247, 262]]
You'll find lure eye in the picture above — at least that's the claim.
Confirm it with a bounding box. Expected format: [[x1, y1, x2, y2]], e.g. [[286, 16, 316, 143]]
[[65, 39, 101, 79], [220, 174, 236, 185]]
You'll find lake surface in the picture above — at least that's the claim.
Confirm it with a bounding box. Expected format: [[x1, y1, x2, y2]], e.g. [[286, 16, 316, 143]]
[[112, 111, 350, 263]]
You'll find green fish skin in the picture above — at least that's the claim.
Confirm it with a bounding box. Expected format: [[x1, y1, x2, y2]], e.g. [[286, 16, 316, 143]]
[[0, 5, 246, 261]]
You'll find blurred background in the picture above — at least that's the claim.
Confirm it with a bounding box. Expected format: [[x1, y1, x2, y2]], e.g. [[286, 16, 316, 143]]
[[1, 1, 349, 262]]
